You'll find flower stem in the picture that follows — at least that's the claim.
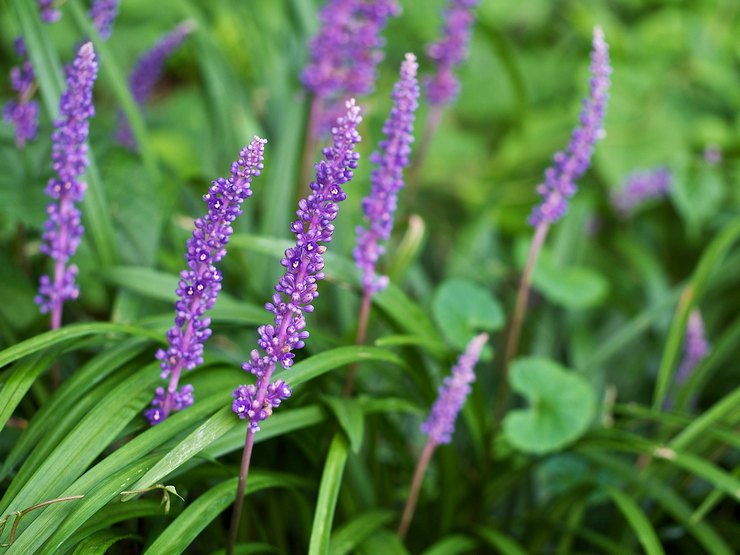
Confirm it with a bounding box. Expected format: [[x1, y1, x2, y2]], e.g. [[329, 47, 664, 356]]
[[397, 438, 436, 540], [227, 426, 256, 555], [343, 290, 372, 397], [494, 222, 550, 425]]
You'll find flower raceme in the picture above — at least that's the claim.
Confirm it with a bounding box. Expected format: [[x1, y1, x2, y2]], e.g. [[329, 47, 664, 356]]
[[354, 53, 420, 295], [529, 27, 611, 227], [90, 0, 120, 40], [35, 42, 99, 330], [144, 137, 267, 425], [232, 100, 363, 433], [3, 37, 39, 149], [611, 167, 671, 216], [37, 0, 61, 23]]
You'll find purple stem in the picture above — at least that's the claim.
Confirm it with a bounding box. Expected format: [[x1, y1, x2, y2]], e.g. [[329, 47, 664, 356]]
[[397, 438, 436, 540]]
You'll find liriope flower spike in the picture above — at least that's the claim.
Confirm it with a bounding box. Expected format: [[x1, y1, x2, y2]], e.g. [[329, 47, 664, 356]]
[[228, 100, 362, 555], [90, 0, 120, 40], [424, 0, 479, 106], [3, 38, 39, 148], [116, 21, 194, 148], [144, 137, 267, 426], [611, 167, 671, 217], [529, 27, 611, 227], [35, 42, 99, 330], [37, 0, 61, 23], [354, 53, 420, 295], [231, 100, 362, 432], [398, 333, 488, 539], [676, 310, 710, 386]]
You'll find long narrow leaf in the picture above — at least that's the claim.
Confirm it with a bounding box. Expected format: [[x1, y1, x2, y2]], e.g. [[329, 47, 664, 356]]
[[601, 486, 665, 555]]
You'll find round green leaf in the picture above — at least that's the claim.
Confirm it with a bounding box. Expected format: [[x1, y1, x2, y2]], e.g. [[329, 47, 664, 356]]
[[432, 278, 504, 353], [503, 357, 595, 454]]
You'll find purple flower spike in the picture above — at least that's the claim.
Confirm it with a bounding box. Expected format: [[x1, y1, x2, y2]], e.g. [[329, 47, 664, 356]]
[[90, 0, 120, 40], [422, 333, 488, 445], [117, 21, 194, 149], [302, 0, 400, 99], [3, 37, 40, 148], [611, 167, 671, 216], [35, 42, 98, 329], [232, 100, 363, 433], [354, 53, 419, 294], [424, 0, 479, 106], [529, 27, 611, 227], [676, 310, 710, 385], [37, 0, 61, 23], [144, 137, 267, 425]]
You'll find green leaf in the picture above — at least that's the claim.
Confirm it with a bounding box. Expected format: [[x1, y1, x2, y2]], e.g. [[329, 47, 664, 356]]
[[503, 357, 595, 454], [329, 511, 394, 555], [308, 434, 350, 555], [322, 397, 364, 454], [601, 486, 665, 555], [0, 323, 161, 370], [142, 473, 302, 555], [357, 530, 410, 555], [432, 278, 503, 353], [421, 535, 478, 555], [516, 240, 609, 309], [477, 527, 528, 555], [0, 350, 58, 432], [70, 529, 138, 555]]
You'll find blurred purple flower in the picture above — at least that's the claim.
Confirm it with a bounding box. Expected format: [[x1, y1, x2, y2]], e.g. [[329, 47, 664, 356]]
[[117, 21, 194, 149], [703, 145, 722, 165], [90, 0, 120, 40], [3, 37, 39, 148], [424, 0, 479, 106], [354, 53, 419, 294], [232, 100, 363, 433], [144, 137, 267, 425], [675, 310, 710, 385], [35, 42, 98, 329], [529, 27, 611, 227], [611, 167, 671, 216], [421, 333, 487, 445], [37, 0, 61, 23], [302, 0, 400, 99]]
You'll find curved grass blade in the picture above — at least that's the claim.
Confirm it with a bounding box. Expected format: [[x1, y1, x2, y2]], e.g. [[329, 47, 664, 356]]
[[670, 386, 740, 451], [70, 529, 138, 555], [329, 510, 394, 555], [0, 350, 58, 432], [0, 323, 162, 370], [653, 217, 740, 408], [421, 535, 478, 555], [143, 472, 305, 555], [477, 527, 528, 555], [601, 486, 665, 555], [309, 434, 350, 555]]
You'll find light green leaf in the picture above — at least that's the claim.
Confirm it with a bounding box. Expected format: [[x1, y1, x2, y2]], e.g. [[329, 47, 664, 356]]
[[329, 511, 394, 555], [322, 397, 364, 454]]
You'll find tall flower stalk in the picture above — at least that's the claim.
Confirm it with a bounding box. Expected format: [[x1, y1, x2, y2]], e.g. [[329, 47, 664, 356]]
[[409, 0, 479, 197], [35, 42, 99, 331], [344, 53, 419, 396], [397, 333, 488, 539], [144, 137, 267, 425], [227, 100, 362, 555], [497, 27, 611, 423], [116, 21, 194, 149], [3, 38, 39, 149]]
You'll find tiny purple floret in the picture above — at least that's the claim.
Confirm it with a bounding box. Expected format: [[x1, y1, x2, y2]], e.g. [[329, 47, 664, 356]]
[[3, 37, 40, 148], [421, 333, 488, 445], [424, 0, 479, 106], [37, 0, 61, 23], [611, 167, 671, 216], [354, 53, 419, 294], [117, 21, 194, 149], [144, 137, 267, 425], [35, 42, 99, 329], [529, 27, 611, 227], [90, 0, 120, 40], [301, 0, 400, 99], [232, 100, 363, 433]]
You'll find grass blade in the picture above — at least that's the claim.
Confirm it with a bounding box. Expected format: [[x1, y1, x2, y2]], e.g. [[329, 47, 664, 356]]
[[601, 486, 665, 555]]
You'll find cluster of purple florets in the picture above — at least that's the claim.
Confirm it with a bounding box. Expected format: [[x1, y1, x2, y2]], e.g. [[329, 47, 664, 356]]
[[301, 0, 400, 99], [144, 137, 267, 426], [529, 27, 611, 227], [37, 0, 61, 23], [232, 100, 362, 433], [421, 333, 487, 445], [354, 53, 419, 294], [35, 43, 99, 325], [675, 310, 710, 385], [3, 38, 39, 149], [90, 0, 120, 40], [424, 0, 479, 106], [611, 167, 671, 216]]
